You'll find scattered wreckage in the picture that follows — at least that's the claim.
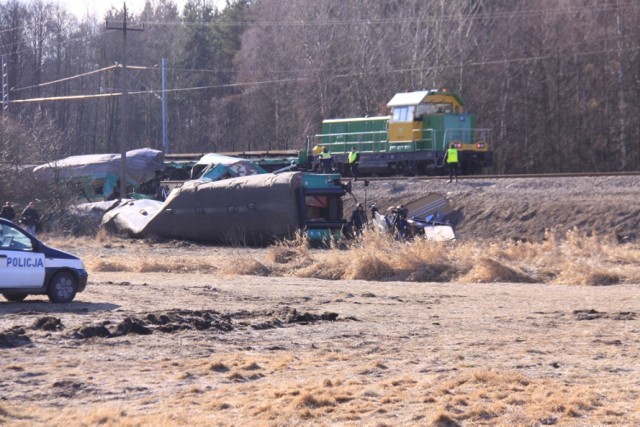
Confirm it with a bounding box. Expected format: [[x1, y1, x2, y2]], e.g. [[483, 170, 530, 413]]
[[370, 193, 455, 241], [95, 177, 455, 244], [189, 153, 267, 181], [52, 149, 455, 245]]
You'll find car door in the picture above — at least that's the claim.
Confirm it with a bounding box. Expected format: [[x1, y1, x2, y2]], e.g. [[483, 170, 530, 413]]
[[0, 222, 45, 288]]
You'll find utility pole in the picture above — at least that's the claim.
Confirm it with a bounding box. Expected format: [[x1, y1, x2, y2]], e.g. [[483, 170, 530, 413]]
[[106, 3, 144, 200], [2, 55, 8, 112], [161, 58, 168, 154]]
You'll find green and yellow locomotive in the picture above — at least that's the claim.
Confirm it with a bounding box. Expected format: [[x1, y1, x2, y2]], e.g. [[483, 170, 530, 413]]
[[310, 89, 492, 175]]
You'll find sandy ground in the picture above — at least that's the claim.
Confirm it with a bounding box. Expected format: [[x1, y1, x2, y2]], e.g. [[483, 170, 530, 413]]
[[1, 176, 640, 426]]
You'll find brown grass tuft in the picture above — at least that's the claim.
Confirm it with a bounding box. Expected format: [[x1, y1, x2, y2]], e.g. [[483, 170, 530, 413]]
[[95, 227, 108, 243], [242, 362, 262, 371], [0, 405, 11, 418], [460, 258, 535, 283], [227, 371, 245, 382], [554, 262, 621, 286], [221, 258, 271, 276], [343, 252, 395, 281], [428, 407, 461, 426], [294, 392, 335, 409]]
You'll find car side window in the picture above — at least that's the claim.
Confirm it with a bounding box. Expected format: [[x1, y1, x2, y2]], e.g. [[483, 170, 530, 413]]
[[0, 224, 34, 251]]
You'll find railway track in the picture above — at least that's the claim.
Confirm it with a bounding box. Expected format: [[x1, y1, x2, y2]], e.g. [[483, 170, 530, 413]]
[[352, 171, 640, 181], [161, 170, 640, 188]]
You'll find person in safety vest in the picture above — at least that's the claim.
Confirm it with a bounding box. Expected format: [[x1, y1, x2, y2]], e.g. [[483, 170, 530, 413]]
[[319, 148, 334, 174], [443, 144, 459, 183], [348, 147, 360, 181]]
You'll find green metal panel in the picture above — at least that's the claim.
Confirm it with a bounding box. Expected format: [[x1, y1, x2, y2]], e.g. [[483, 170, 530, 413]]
[[421, 115, 444, 151], [321, 117, 388, 154], [443, 114, 475, 146]]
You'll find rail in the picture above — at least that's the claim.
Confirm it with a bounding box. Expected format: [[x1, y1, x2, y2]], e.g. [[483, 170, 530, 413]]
[[161, 171, 640, 193]]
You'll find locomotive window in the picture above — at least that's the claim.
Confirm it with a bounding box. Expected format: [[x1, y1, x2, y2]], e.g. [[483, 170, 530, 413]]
[[418, 103, 453, 115], [436, 103, 452, 113], [416, 103, 431, 116], [391, 106, 415, 123]]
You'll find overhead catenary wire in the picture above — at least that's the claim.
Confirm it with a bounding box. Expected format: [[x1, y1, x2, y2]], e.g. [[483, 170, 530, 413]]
[[6, 40, 640, 106], [11, 64, 118, 92]]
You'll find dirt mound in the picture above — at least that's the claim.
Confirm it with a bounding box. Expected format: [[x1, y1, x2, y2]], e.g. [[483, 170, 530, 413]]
[[62, 307, 338, 340], [0, 327, 31, 348], [32, 316, 64, 331], [145, 309, 233, 332], [250, 307, 339, 330], [573, 309, 637, 321], [112, 317, 152, 336], [69, 324, 111, 339]]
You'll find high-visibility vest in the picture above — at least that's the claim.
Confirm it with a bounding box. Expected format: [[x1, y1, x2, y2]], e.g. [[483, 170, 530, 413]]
[[321, 152, 331, 159], [446, 148, 459, 163], [348, 151, 358, 164]]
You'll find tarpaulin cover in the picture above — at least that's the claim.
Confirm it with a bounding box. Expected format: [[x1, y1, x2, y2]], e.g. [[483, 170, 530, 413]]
[[72, 200, 121, 221], [100, 199, 164, 236], [32, 148, 165, 185], [142, 172, 304, 245]]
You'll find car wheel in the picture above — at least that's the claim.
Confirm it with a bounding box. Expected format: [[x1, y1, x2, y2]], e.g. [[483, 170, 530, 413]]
[[2, 293, 28, 302], [47, 271, 77, 303]]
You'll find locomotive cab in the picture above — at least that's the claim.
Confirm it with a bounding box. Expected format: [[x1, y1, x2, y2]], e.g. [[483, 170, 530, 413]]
[[387, 89, 491, 174]]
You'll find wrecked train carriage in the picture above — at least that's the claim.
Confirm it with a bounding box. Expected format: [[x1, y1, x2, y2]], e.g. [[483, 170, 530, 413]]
[[141, 172, 347, 245], [190, 153, 268, 181], [32, 148, 165, 201]]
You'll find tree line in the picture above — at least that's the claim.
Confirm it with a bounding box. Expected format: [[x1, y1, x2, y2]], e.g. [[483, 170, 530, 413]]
[[0, 0, 638, 202]]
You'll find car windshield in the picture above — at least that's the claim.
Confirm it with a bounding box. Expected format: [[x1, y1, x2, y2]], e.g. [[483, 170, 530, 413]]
[[0, 223, 34, 251]]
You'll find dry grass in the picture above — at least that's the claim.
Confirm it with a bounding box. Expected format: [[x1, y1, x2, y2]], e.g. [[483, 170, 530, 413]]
[[72, 228, 640, 286], [10, 351, 629, 426], [84, 254, 220, 274]]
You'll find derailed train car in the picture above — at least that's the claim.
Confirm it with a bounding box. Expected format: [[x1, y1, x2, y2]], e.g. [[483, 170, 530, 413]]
[[33, 148, 165, 201], [141, 172, 347, 245]]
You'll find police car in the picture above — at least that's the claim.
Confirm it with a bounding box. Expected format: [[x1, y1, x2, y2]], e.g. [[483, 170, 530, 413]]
[[0, 217, 88, 303]]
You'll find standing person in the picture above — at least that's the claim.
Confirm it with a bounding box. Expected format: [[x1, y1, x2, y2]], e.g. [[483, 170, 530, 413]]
[[1, 201, 16, 221], [444, 144, 459, 183], [319, 148, 334, 174], [20, 202, 40, 235], [348, 147, 360, 181], [351, 203, 367, 235]]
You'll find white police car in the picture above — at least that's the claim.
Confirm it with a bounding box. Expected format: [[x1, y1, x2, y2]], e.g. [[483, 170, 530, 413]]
[[0, 217, 88, 303]]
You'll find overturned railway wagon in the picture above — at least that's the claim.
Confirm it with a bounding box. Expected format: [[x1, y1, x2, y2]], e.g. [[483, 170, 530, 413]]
[[142, 172, 347, 245]]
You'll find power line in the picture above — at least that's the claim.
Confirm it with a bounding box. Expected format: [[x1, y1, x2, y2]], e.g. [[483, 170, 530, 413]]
[[10, 26, 638, 96], [12, 64, 118, 92], [5, 42, 639, 106], [138, 1, 639, 28]]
